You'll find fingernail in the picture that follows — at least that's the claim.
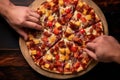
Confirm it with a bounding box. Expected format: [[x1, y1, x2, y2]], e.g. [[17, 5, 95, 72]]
[[24, 35, 28, 41], [36, 25, 44, 30]]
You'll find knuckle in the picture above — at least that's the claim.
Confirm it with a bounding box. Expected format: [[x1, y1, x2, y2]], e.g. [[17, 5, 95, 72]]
[[19, 20, 25, 25]]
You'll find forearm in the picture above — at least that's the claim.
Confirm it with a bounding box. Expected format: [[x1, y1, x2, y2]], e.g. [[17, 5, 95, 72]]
[[0, 0, 14, 17]]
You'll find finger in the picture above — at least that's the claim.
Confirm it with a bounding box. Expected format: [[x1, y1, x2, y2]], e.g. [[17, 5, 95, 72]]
[[23, 21, 43, 30], [92, 35, 106, 43], [26, 16, 39, 23], [29, 11, 40, 18], [13, 26, 28, 40], [86, 42, 96, 51], [84, 48, 98, 61], [92, 37, 100, 43]]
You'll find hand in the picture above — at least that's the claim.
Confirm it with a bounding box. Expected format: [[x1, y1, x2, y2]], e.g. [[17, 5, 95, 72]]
[[84, 35, 120, 63], [4, 5, 42, 40]]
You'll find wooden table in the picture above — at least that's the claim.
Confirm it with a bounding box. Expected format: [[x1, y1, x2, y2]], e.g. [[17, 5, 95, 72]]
[[0, 0, 120, 80]]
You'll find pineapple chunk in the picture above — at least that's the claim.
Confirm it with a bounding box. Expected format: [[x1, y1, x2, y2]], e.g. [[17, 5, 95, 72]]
[[60, 54, 65, 61], [44, 63, 50, 68], [31, 50, 37, 55], [59, 0, 64, 6], [65, 63, 71, 69], [65, 48, 70, 55], [85, 26, 91, 35], [55, 22, 61, 28], [45, 53, 53, 61], [93, 29, 97, 35], [33, 39, 39, 44], [40, 7, 46, 14], [83, 9, 87, 15], [78, 1, 83, 7], [75, 21, 81, 26], [49, 35, 56, 43], [48, 15, 54, 21], [68, 34, 74, 41], [77, 66, 83, 72], [60, 9, 65, 14], [59, 48, 65, 54], [86, 15, 92, 20], [65, 54, 70, 60], [66, 27, 73, 34], [49, 2, 55, 7], [45, 10, 50, 17]]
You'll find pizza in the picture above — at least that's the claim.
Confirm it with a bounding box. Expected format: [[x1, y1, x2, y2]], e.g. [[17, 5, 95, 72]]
[[25, 0, 104, 74]]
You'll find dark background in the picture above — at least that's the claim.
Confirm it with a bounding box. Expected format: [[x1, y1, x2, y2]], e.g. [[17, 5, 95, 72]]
[[0, 0, 120, 80]]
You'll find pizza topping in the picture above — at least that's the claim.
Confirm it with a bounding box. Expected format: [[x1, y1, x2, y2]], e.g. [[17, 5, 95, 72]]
[[65, 63, 71, 69], [59, 0, 64, 6], [45, 53, 53, 61], [60, 54, 66, 61], [41, 36, 48, 42], [65, 54, 70, 60], [49, 35, 56, 43], [86, 15, 92, 21], [77, 13, 82, 19], [59, 48, 65, 54], [65, 13, 73, 20], [55, 54, 60, 60], [47, 21, 53, 27], [34, 51, 42, 60], [48, 15, 54, 21], [70, 46, 78, 52], [79, 28, 86, 34], [53, 28, 60, 35], [58, 40, 65, 48], [73, 61, 81, 69], [57, 67, 64, 73], [65, 8, 71, 14], [69, 21, 79, 31], [30, 50, 37, 55], [67, 34, 75, 41], [44, 63, 50, 68], [65, 47, 71, 55], [81, 17, 87, 23], [55, 61, 64, 67], [43, 31, 51, 37]]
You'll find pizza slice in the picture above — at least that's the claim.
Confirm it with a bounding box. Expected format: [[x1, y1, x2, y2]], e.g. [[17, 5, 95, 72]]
[[58, 0, 78, 25], [64, 0, 103, 46], [68, 0, 100, 31], [37, 0, 59, 30], [36, 38, 92, 74], [26, 28, 62, 61]]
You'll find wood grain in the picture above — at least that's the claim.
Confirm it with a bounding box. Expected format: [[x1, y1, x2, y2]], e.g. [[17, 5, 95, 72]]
[[0, 51, 28, 67]]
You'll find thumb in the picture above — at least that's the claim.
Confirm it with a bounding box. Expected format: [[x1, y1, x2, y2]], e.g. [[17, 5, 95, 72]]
[[12, 26, 28, 40]]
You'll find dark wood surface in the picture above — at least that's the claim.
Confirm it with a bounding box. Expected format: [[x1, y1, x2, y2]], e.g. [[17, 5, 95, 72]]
[[0, 0, 120, 80]]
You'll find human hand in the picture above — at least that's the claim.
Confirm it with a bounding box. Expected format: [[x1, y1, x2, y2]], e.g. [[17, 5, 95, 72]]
[[4, 5, 42, 40], [84, 35, 120, 63]]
